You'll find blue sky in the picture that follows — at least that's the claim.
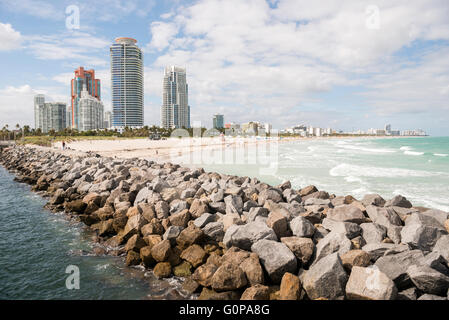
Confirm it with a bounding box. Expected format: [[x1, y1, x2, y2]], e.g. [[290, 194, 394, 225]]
[[0, 0, 448, 135]]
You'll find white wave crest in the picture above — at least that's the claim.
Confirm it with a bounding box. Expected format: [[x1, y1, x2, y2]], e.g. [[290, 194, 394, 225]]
[[404, 150, 424, 156], [434, 153, 448, 157], [329, 163, 441, 178], [399, 146, 413, 151], [337, 144, 396, 154]]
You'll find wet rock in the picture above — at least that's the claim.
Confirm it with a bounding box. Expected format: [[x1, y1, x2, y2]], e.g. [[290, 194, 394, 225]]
[[98, 219, 115, 237], [65, 199, 86, 214], [289, 216, 316, 238], [153, 262, 172, 278], [346, 266, 397, 300], [198, 287, 240, 300], [251, 239, 297, 283], [124, 234, 146, 253], [241, 284, 270, 300], [279, 273, 302, 300], [140, 246, 155, 267], [125, 250, 141, 266], [302, 253, 348, 300], [181, 276, 201, 294], [151, 239, 172, 262], [180, 244, 207, 268], [173, 261, 193, 277], [122, 214, 147, 240], [280, 236, 314, 265], [407, 264, 449, 295]]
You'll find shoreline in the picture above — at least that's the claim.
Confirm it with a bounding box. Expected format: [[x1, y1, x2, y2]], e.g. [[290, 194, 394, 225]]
[[0, 145, 448, 300]]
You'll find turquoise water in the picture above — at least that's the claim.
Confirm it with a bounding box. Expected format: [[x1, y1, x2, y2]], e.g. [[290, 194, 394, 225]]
[[179, 136, 449, 211], [0, 166, 185, 300]]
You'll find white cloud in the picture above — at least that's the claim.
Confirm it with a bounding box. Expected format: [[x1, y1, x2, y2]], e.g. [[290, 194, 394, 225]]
[[0, 0, 63, 20], [148, 21, 180, 51], [0, 22, 22, 51]]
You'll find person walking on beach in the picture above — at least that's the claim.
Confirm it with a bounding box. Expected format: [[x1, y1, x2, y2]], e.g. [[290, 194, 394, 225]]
[[62, 141, 66, 150]]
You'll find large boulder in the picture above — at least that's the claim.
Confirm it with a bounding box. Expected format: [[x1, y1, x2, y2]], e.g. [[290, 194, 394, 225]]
[[432, 235, 449, 262], [302, 253, 348, 300], [326, 205, 365, 224], [194, 213, 216, 228], [240, 253, 265, 286], [314, 231, 352, 263], [192, 263, 218, 287], [279, 272, 302, 300], [289, 216, 316, 238], [360, 223, 387, 243], [407, 264, 449, 296], [346, 266, 397, 300], [385, 195, 412, 208], [401, 213, 447, 251], [280, 236, 315, 265], [224, 195, 243, 215], [340, 250, 371, 271], [266, 211, 289, 238], [211, 262, 248, 291], [374, 250, 425, 289], [322, 218, 361, 239], [258, 188, 283, 206], [362, 194, 386, 207], [240, 285, 270, 300], [180, 244, 207, 268], [176, 224, 204, 249], [223, 220, 277, 250], [365, 205, 402, 229], [151, 239, 172, 262], [203, 222, 225, 242], [251, 239, 297, 283]]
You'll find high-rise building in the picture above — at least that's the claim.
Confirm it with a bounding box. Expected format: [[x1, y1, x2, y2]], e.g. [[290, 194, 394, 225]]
[[78, 85, 104, 131], [385, 124, 391, 134], [34, 94, 45, 129], [213, 114, 224, 129], [161, 66, 190, 129], [71, 67, 101, 130], [104, 111, 112, 129], [110, 37, 144, 129], [34, 94, 66, 133]]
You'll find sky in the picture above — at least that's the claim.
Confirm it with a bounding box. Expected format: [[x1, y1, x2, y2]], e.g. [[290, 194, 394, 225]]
[[0, 0, 448, 135]]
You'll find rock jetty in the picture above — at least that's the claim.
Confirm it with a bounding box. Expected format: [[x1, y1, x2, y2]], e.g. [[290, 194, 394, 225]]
[[1, 145, 448, 300]]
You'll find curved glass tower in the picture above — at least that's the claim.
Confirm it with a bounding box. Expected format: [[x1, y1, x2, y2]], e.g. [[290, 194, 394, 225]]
[[110, 37, 143, 128]]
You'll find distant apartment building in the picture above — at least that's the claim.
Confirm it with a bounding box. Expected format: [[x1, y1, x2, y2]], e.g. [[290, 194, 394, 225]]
[[104, 111, 112, 129], [213, 114, 224, 129], [111, 37, 144, 128], [34, 95, 66, 133], [78, 85, 104, 131], [71, 67, 101, 130], [242, 121, 259, 134], [161, 66, 190, 129], [385, 124, 391, 134]]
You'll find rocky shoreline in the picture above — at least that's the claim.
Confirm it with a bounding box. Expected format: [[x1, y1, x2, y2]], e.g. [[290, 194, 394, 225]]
[[1, 145, 449, 300]]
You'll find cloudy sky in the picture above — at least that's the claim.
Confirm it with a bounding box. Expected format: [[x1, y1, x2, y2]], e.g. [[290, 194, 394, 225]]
[[0, 0, 448, 135]]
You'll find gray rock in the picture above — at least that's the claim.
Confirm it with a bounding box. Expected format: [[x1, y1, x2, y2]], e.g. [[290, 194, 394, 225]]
[[209, 201, 226, 214], [163, 226, 184, 245], [302, 253, 348, 300], [210, 189, 224, 202], [134, 187, 150, 205], [304, 198, 331, 207], [258, 188, 283, 206], [224, 195, 243, 215], [397, 287, 417, 300], [419, 252, 449, 276], [420, 209, 449, 226], [289, 216, 316, 238], [374, 250, 425, 289], [326, 205, 365, 224], [251, 239, 297, 283], [283, 189, 302, 203], [203, 221, 225, 242], [247, 207, 269, 222], [224, 221, 278, 250], [362, 194, 386, 207], [433, 235, 449, 261], [154, 201, 169, 219], [314, 231, 352, 263], [385, 195, 412, 208], [180, 188, 196, 199], [401, 213, 447, 251], [346, 266, 397, 300], [407, 264, 449, 295], [417, 294, 447, 300], [360, 223, 387, 243], [194, 213, 216, 228], [169, 199, 188, 215], [322, 218, 362, 239], [387, 225, 402, 244], [362, 243, 396, 261], [242, 200, 258, 212], [366, 205, 402, 228]]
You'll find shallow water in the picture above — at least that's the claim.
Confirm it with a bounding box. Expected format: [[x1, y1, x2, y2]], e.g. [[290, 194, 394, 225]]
[[0, 166, 187, 300]]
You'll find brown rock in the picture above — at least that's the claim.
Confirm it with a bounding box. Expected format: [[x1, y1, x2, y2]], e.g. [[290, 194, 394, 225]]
[[240, 253, 264, 286], [169, 209, 191, 228], [340, 250, 371, 271], [143, 234, 162, 248], [65, 199, 86, 213], [221, 247, 250, 265], [126, 206, 140, 218], [299, 185, 318, 197], [125, 250, 141, 266], [141, 218, 164, 236], [140, 246, 155, 267], [138, 203, 156, 221], [112, 214, 128, 233], [104, 234, 124, 247], [173, 261, 193, 277], [189, 198, 209, 218], [122, 214, 147, 241], [124, 234, 146, 252], [280, 237, 314, 265], [444, 219, 449, 233], [192, 263, 218, 287], [96, 206, 114, 221], [151, 239, 172, 262], [161, 218, 171, 231], [176, 224, 204, 249], [167, 246, 182, 266], [279, 272, 302, 300], [267, 211, 289, 238], [180, 244, 207, 268], [211, 262, 248, 291], [241, 284, 270, 300], [98, 219, 115, 237], [182, 276, 201, 294], [153, 262, 172, 278], [206, 252, 223, 267]]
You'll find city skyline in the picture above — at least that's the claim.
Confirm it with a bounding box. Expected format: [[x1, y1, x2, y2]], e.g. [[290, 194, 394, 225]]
[[161, 65, 190, 129], [1, 1, 449, 135]]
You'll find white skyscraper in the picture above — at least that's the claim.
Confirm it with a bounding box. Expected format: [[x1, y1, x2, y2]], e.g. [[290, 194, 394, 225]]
[[78, 85, 104, 131], [34, 94, 45, 129], [161, 66, 190, 129]]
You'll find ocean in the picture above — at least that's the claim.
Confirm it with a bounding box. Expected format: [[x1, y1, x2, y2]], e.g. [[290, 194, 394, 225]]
[[182, 136, 449, 212]]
